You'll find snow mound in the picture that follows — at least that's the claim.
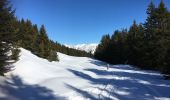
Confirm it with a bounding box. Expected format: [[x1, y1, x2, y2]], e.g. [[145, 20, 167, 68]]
[[0, 48, 170, 100]]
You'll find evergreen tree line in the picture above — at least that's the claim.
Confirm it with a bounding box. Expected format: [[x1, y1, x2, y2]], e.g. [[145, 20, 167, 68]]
[[0, 0, 92, 75], [94, 1, 170, 78], [16, 19, 59, 61], [16, 19, 92, 60]]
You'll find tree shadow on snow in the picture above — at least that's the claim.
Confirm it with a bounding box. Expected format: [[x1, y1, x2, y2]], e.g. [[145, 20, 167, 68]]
[[67, 69, 109, 85], [88, 59, 107, 67], [0, 75, 66, 100], [65, 83, 98, 100], [85, 68, 162, 79], [67, 68, 170, 100]]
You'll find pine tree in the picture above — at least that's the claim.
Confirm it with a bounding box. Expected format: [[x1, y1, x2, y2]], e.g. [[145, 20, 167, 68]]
[[48, 50, 58, 61], [39, 25, 49, 58], [0, 0, 18, 75], [31, 24, 39, 54], [110, 29, 128, 64], [127, 21, 145, 66], [155, 1, 170, 77], [136, 24, 146, 67], [47, 40, 58, 61], [94, 34, 111, 62]]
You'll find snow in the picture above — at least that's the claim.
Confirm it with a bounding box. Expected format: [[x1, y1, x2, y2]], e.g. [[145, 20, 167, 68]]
[[64, 43, 98, 54], [0, 48, 170, 100]]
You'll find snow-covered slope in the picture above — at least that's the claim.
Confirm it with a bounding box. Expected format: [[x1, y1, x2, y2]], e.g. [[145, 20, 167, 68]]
[[65, 43, 98, 54], [0, 48, 170, 100]]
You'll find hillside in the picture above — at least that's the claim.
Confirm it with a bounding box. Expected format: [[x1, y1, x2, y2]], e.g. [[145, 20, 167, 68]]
[[0, 48, 170, 100]]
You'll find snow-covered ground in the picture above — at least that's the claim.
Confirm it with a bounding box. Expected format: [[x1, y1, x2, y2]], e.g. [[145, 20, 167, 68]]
[[65, 43, 98, 54], [0, 48, 170, 100]]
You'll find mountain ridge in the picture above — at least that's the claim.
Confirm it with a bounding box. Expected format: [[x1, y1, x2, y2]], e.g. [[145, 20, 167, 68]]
[[64, 43, 98, 54]]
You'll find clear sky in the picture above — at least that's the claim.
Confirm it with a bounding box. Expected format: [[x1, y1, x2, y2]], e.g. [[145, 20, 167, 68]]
[[11, 0, 170, 45]]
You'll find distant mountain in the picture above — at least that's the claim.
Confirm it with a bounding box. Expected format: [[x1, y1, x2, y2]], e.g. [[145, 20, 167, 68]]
[[65, 43, 98, 54]]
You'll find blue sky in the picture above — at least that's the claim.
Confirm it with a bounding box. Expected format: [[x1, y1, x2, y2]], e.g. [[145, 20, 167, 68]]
[[11, 0, 170, 45]]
